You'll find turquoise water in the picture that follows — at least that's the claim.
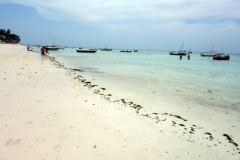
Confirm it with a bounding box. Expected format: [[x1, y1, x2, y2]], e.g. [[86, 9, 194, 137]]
[[37, 48, 240, 113]]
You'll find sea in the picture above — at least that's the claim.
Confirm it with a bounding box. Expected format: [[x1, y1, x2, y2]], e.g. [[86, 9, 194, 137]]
[[34, 47, 240, 118]]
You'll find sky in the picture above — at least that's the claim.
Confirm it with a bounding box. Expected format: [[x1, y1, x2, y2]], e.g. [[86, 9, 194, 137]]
[[0, 0, 240, 53]]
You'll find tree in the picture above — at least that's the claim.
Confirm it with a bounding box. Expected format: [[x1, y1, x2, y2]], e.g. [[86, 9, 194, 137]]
[[10, 34, 21, 43], [0, 29, 21, 43]]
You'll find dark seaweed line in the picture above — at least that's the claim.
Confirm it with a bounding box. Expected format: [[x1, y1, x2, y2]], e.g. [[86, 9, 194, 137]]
[[47, 55, 240, 155]]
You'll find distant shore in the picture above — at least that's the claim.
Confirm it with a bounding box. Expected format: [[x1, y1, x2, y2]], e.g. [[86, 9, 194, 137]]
[[0, 44, 239, 159]]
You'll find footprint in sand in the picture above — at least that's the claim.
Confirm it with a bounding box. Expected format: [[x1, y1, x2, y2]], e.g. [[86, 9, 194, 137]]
[[53, 144, 61, 149], [6, 138, 21, 146], [25, 121, 33, 125]]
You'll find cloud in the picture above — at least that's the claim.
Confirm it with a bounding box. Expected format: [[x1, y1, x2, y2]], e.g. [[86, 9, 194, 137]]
[[2, 0, 240, 24], [1, 0, 240, 52]]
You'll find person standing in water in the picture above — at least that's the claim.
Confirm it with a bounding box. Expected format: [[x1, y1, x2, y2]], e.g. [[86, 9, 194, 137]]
[[188, 54, 190, 60], [180, 55, 182, 60]]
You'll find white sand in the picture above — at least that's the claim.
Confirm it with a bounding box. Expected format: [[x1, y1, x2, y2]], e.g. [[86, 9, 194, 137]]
[[0, 44, 239, 160]]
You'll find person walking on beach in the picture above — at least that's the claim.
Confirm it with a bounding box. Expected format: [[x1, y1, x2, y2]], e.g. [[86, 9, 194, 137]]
[[40, 46, 46, 58], [27, 44, 29, 51]]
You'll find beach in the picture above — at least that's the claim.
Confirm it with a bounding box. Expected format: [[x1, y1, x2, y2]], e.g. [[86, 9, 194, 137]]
[[0, 44, 239, 159]]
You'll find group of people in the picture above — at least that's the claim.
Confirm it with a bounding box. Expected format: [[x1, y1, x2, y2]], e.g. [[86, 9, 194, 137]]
[[40, 46, 49, 58], [26, 44, 49, 58], [180, 54, 190, 60]]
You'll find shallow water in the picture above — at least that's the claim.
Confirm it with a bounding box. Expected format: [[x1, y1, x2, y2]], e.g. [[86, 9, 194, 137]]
[[36, 47, 240, 114]]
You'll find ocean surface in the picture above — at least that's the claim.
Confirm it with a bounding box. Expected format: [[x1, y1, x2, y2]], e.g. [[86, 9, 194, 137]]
[[34, 47, 240, 116]]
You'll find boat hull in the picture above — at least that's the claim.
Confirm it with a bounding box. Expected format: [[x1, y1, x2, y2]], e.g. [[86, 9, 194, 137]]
[[169, 53, 186, 55], [201, 54, 215, 57], [120, 50, 132, 52], [213, 55, 230, 60], [100, 49, 112, 51], [76, 50, 96, 53], [47, 48, 59, 50]]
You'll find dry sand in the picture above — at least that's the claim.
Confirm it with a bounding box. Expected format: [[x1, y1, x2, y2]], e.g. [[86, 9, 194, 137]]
[[0, 44, 239, 160]]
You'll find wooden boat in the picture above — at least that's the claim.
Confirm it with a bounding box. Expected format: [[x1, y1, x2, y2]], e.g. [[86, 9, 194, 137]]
[[169, 51, 187, 55], [47, 47, 59, 50], [213, 54, 230, 60], [200, 52, 215, 57], [201, 45, 219, 57], [100, 45, 112, 51], [79, 43, 83, 49], [76, 49, 97, 53], [134, 50, 138, 52], [188, 48, 192, 54], [120, 50, 132, 52], [100, 48, 112, 51], [47, 38, 59, 50], [169, 43, 187, 55]]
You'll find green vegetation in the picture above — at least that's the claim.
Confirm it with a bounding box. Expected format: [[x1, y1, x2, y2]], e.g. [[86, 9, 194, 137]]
[[0, 29, 21, 43]]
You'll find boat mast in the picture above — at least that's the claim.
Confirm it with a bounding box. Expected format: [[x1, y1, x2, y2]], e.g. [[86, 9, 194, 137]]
[[53, 38, 56, 47], [180, 43, 184, 51], [210, 45, 214, 54]]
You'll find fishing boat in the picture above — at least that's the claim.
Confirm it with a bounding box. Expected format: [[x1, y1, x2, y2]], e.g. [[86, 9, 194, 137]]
[[200, 52, 215, 57], [79, 43, 83, 49], [76, 49, 97, 53], [100, 45, 112, 51], [134, 50, 138, 52], [120, 50, 132, 52], [47, 38, 59, 50], [47, 46, 59, 50], [188, 48, 192, 54], [200, 45, 219, 57], [213, 54, 230, 60], [169, 43, 187, 55]]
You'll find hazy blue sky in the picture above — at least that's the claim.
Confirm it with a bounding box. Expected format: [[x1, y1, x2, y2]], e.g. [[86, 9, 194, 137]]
[[0, 0, 240, 53]]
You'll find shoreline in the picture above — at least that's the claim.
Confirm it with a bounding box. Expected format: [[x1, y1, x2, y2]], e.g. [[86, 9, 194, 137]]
[[0, 44, 239, 159], [52, 52, 240, 140]]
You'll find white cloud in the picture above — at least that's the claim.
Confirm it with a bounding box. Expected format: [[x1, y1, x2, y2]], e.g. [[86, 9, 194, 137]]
[[1, 0, 240, 52], [2, 0, 240, 24]]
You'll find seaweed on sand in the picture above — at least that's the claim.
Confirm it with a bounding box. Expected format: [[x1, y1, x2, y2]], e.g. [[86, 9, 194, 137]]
[[174, 115, 187, 121], [121, 99, 126, 104], [223, 134, 238, 147]]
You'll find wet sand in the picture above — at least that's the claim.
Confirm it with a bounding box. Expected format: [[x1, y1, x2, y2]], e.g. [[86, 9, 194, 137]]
[[0, 44, 239, 159]]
